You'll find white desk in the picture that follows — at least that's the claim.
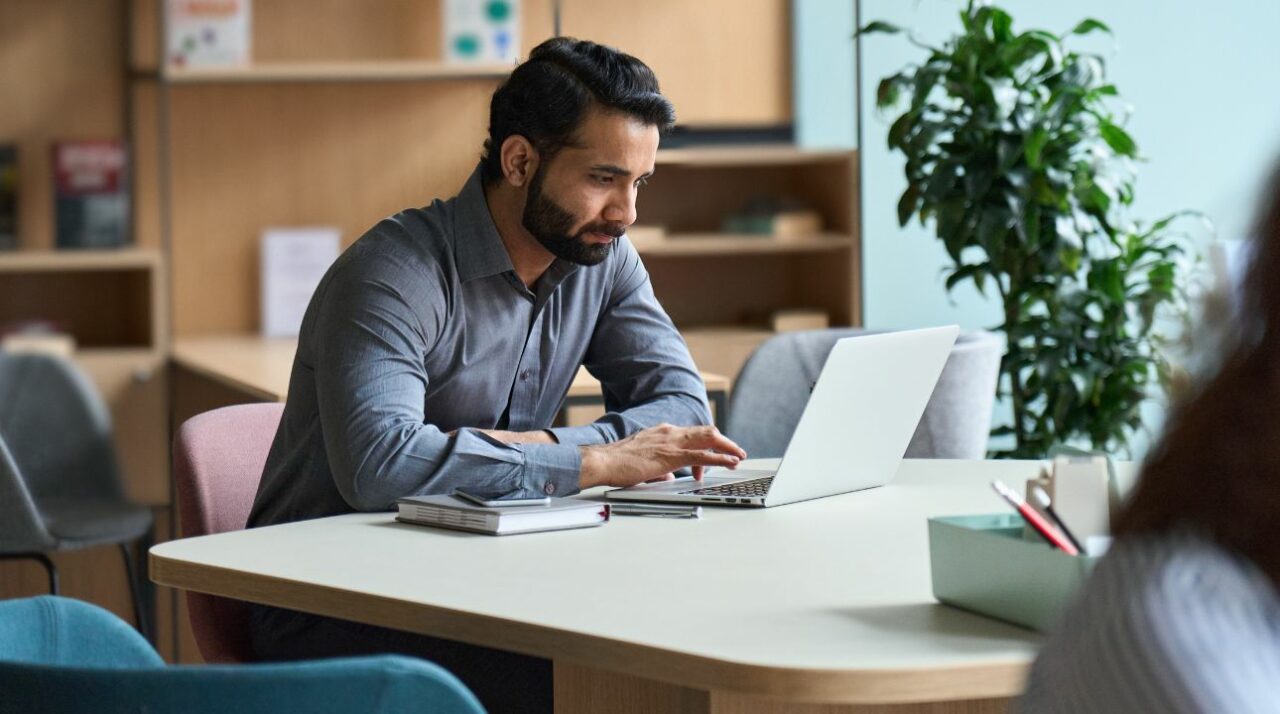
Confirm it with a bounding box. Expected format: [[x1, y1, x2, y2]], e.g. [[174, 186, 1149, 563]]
[[151, 459, 1130, 713]]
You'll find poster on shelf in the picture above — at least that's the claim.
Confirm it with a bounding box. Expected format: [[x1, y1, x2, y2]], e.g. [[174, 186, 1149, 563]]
[[166, 0, 251, 68], [260, 227, 340, 338], [443, 0, 520, 64], [53, 141, 129, 249]]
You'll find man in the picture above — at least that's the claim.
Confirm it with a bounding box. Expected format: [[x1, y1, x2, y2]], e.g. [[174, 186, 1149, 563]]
[[246, 37, 747, 711]]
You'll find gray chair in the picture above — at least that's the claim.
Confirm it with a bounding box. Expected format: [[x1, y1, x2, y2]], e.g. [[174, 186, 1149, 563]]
[[0, 351, 153, 639], [725, 329, 1003, 459]]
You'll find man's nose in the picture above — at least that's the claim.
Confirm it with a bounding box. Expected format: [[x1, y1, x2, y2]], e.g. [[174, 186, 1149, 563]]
[[604, 187, 638, 226]]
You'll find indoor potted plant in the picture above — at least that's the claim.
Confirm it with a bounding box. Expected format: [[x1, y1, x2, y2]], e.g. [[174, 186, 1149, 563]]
[[861, 2, 1199, 458]]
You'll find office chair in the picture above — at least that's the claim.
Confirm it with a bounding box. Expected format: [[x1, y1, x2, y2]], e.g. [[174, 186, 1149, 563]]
[[725, 329, 1003, 459], [0, 595, 485, 714], [0, 351, 153, 639], [172, 402, 285, 663]]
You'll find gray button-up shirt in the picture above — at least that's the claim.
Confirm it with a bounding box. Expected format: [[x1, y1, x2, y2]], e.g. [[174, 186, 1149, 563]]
[[248, 167, 710, 528]]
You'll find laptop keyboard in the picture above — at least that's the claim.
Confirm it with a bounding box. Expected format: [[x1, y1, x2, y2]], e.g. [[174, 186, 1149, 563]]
[[679, 476, 773, 498]]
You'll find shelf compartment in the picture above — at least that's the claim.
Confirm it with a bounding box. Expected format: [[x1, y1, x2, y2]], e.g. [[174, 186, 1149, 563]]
[[163, 60, 514, 84], [0, 266, 157, 349], [634, 233, 851, 257]]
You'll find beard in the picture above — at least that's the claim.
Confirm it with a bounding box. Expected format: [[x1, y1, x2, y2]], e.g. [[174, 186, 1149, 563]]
[[522, 164, 623, 267]]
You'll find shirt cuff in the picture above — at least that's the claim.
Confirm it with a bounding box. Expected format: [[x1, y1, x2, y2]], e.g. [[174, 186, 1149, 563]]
[[517, 443, 583, 497], [547, 424, 611, 447]]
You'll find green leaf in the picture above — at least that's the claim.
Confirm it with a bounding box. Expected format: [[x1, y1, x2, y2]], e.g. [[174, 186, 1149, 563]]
[[897, 183, 922, 227], [1071, 19, 1112, 36], [1099, 121, 1137, 156], [990, 8, 1014, 42], [857, 21, 902, 37], [887, 112, 915, 149], [945, 263, 989, 293], [1024, 127, 1049, 169], [1088, 84, 1119, 99], [876, 76, 903, 107]]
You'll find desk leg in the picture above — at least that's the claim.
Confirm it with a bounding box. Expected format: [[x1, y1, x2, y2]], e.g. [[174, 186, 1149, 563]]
[[554, 663, 1009, 714]]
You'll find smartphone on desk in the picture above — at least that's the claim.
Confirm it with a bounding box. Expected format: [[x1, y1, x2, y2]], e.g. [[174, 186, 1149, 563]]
[[453, 489, 551, 508]]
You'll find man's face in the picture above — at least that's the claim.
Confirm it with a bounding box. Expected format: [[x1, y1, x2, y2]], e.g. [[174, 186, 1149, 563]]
[[521, 108, 659, 266]]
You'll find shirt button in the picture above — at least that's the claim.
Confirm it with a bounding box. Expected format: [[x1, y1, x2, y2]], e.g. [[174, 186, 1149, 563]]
[[543, 481, 556, 495], [520, 370, 532, 381]]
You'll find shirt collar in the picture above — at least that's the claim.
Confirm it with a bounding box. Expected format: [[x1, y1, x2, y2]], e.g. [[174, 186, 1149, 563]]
[[452, 164, 582, 287], [453, 166, 517, 282]]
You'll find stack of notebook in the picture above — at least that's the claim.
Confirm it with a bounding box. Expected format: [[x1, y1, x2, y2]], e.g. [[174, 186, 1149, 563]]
[[396, 495, 610, 536]]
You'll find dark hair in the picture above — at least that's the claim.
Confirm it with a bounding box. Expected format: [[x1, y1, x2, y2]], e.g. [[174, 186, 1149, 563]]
[[1115, 162, 1280, 582], [480, 37, 676, 185]]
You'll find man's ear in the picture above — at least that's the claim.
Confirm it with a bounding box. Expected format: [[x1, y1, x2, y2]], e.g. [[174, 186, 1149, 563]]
[[500, 135, 538, 188]]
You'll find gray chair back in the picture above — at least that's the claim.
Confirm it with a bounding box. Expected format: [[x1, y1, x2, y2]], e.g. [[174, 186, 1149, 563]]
[[0, 352, 125, 504], [725, 329, 1002, 459]]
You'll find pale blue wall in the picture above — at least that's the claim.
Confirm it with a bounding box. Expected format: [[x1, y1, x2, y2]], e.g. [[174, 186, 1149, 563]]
[[793, 0, 857, 148], [856, 0, 1280, 331]]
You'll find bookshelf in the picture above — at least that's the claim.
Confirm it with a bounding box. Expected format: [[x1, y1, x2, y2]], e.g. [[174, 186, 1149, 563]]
[[637, 145, 861, 377]]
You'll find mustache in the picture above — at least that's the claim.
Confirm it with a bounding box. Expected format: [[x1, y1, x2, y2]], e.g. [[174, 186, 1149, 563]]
[[578, 222, 627, 239]]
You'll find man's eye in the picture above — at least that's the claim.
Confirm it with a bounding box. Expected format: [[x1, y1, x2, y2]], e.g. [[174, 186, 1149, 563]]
[[635, 177, 649, 188], [592, 174, 612, 185]]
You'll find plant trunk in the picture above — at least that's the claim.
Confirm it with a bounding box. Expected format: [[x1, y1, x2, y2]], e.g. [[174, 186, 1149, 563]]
[[1004, 294, 1027, 455]]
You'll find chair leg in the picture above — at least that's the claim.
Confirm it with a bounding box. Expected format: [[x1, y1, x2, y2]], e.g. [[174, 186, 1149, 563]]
[[119, 542, 151, 643], [0, 552, 58, 594]]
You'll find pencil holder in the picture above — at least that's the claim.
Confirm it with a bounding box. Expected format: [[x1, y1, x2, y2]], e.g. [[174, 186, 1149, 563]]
[[928, 514, 1100, 632]]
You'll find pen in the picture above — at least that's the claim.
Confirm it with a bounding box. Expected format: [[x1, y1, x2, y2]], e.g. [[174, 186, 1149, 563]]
[[608, 503, 702, 519], [990, 480, 1079, 555], [1028, 483, 1086, 554]]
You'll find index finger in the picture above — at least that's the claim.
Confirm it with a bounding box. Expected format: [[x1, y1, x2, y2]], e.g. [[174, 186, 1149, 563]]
[[683, 426, 747, 460]]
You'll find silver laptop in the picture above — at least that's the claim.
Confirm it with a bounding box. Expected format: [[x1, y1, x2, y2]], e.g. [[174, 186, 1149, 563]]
[[605, 326, 960, 508]]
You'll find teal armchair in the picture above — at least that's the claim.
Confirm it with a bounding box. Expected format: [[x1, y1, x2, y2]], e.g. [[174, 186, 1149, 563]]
[[0, 596, 486, 714]]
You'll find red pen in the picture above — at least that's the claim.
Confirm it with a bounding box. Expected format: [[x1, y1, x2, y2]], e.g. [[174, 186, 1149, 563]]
[[991, 480, 1080, 556]]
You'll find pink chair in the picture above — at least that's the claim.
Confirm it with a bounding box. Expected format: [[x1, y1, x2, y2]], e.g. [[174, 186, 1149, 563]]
[[172, 403, 285, 663]]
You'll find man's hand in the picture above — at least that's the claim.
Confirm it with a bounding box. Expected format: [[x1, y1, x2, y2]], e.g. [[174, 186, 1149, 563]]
[[578, 424, 747, 489]]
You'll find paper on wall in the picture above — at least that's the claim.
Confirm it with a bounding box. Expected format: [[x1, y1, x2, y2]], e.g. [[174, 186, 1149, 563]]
[[260, 227, 340, 338]]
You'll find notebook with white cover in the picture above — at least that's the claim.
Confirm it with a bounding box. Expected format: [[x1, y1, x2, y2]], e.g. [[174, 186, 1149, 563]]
[[396, 495, 610, 536]]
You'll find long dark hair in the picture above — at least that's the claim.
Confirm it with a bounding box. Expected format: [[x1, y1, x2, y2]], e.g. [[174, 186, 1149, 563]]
[[1116, 163, 1280, 582], [480, 37, 676, 185]]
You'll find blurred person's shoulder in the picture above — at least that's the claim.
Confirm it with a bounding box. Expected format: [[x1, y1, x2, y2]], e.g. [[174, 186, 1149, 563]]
[[1020, 530, 1280, 713]]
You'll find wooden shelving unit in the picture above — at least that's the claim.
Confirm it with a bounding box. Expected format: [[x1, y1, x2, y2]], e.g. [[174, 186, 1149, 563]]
[[0, 249, 160, 272], [655, 145, 853, 167], [163, 60, 514, 84], [634, 232, 852, 257], [638, 144, 861, 377]]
